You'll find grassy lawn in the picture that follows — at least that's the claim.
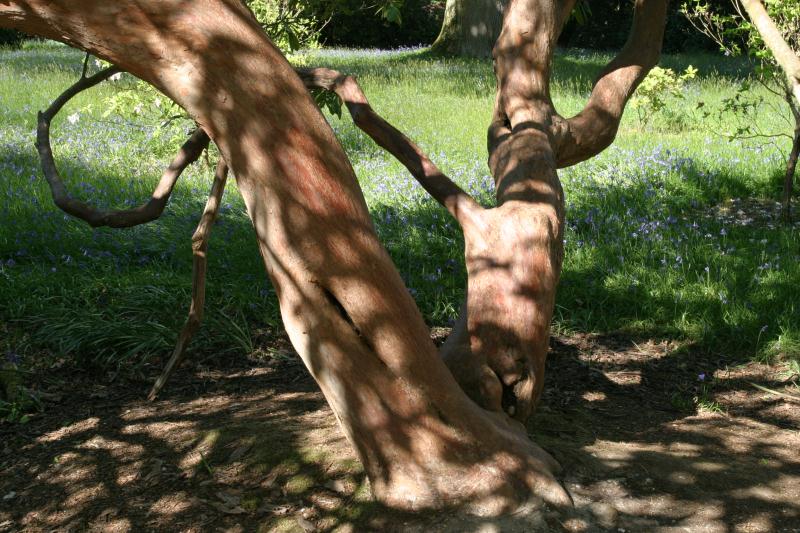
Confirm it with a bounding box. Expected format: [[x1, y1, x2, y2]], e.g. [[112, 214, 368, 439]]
[[1, 41, 798, 377]]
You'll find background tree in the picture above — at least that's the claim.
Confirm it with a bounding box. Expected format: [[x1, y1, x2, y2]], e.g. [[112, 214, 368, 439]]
[[430, 0, 596, 58], [684, 0, 800, 220], [430, 0, 506, 57], [0, 0, 668, 514]]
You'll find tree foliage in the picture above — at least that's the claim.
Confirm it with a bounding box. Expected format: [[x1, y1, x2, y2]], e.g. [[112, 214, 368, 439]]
[[631, 65, 698, 127], [683, 0, 800, 220], [246, 0, 322, 52]]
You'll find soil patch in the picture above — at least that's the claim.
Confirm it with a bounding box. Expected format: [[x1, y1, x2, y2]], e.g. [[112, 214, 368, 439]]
[[1, 334, 799, 532]]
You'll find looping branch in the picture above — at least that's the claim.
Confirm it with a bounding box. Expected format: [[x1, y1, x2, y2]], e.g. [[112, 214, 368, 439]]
[[296, 67, 483, 228], [36, 65, 210, 228]]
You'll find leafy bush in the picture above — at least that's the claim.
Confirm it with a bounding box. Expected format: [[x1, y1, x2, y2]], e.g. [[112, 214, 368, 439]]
[[0, 29, 24, 48], [310, 0, 445, 48], [631, 65, 698, 127], [247, 0, 321, 52]]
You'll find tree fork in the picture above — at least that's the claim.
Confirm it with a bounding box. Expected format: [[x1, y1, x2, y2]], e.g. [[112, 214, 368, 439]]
[[1, 0, 572, 513], [1, 0, 668, 515]]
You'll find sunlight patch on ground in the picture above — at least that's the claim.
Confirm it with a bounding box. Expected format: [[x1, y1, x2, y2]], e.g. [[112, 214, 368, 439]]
[[37, 416, 99, 443]]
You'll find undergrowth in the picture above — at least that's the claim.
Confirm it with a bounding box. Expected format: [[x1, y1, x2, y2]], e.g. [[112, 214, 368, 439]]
[[0, 42, 797, 376]]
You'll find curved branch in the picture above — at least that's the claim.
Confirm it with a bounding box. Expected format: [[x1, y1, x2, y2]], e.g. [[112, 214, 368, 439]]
[[36, 66, 210, 228], [553, 0, 669, 168], [148, 158, 229, 401], [296, 67, 483, 227]]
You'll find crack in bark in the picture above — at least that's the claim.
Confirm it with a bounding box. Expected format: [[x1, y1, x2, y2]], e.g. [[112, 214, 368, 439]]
[[319, 285, 378, 358]]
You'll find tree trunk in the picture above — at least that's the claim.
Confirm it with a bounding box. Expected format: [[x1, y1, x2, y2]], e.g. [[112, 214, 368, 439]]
[[739, 0, 800, 109], [782, 126, 800, 222], [430, 0, 506, 58], [0, 0, 668, 515]]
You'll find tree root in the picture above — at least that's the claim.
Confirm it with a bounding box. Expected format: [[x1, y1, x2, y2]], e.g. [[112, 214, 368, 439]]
[[148, 158, 228, 401]]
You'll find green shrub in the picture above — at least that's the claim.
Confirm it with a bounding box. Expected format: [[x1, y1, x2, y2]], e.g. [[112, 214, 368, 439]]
[[631, 65, 698, 128], [0, 29, 24, 48]]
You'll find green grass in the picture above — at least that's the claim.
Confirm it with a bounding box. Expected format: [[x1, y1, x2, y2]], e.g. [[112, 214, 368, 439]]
[[0, 41, 798, 374]]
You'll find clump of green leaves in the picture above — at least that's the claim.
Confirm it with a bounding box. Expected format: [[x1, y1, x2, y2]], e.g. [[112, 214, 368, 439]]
[[0, 362, 40, 423], [375, 0, 404, 25], [90, 2, 325, 138], [311, 87, 343, 118], [630, 65, 698, 127], [247, 0, 322, 53]]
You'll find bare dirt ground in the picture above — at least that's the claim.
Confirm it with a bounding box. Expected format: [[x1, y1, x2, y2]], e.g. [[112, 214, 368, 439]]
[[1, 333, 799, 532]]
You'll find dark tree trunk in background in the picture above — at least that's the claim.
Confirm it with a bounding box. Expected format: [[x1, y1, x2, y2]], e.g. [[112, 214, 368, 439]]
[[1, 0, 668, 515], [431, 0, 506, 58]]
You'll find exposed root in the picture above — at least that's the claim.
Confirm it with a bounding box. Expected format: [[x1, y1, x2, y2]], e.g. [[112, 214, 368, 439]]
[[148, 158, 229, 401]]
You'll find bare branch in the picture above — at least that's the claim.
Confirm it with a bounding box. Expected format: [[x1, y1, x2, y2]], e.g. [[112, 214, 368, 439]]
[[80, 52, 90, 78], [37, 67, 210, 228], [553, 0, 669, 167], [148, 158, 229, 401], [739, 0, 800, 108], [296, 67, 483, 227]]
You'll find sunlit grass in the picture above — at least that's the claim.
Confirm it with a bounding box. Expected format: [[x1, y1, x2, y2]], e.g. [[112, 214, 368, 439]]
[[0, 41, 797, 372]]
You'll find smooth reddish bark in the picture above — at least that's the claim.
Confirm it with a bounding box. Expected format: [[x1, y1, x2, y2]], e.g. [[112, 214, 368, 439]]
[[1, 0, 668, 514]]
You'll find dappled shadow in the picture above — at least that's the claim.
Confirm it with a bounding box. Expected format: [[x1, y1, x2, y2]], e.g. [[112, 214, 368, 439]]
[[0, 359, 383, 531], [533, 334, 800, 531], [1, 12, 798, 532], [4, 6, 577, 522], [2, 336, 798, 531]]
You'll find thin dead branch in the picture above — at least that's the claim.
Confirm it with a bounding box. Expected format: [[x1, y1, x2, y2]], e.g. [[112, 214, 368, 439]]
[[37, 65, 210, 228], [148, 158, 229, 401], [749, 381, 800, 403]]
